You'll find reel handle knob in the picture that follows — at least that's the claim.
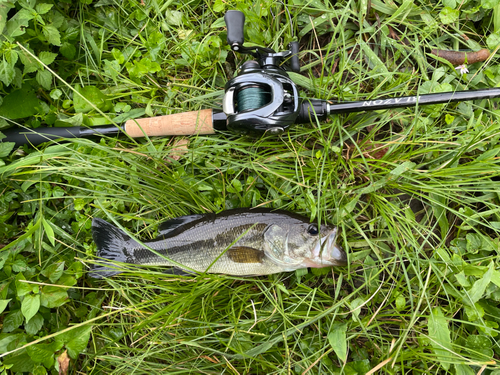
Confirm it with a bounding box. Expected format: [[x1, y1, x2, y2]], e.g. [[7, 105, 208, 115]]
[[224, 10, 245, 51], [289, 41, 300, 72]]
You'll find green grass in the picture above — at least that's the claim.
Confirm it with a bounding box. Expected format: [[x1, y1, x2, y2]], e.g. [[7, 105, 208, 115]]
[[1, 0, 500, 374]]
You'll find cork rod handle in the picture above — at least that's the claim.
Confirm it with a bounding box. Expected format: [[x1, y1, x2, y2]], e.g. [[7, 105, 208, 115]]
[[124, 109, 216, 138]]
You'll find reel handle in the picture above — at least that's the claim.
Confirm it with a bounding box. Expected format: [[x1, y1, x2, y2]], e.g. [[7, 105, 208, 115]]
[[224, 10, 245, 51], [289, 41, 300, 73]]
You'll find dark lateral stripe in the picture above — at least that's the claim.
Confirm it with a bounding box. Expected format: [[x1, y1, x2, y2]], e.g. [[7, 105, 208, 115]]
[[132, 223, 268, 262]]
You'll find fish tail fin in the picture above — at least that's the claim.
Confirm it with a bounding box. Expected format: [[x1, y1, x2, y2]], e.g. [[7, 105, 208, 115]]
[[90, 218, 138, 278]]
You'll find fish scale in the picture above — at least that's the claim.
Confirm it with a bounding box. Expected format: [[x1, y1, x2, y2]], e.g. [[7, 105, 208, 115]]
[[131, 222, 275, 275]]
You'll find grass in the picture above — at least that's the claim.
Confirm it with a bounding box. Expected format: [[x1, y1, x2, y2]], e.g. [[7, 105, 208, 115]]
[[1, 0, 500, 374]]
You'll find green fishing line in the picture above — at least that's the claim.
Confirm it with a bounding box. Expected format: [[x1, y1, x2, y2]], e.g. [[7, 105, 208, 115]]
[[237, 86, 271, 112]]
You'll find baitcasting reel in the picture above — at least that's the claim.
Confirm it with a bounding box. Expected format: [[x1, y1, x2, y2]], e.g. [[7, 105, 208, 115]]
[[223, 10, 330, 135]]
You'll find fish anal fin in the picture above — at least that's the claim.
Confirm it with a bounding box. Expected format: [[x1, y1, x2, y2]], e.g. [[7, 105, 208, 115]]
[[227, 247, 265, 263]]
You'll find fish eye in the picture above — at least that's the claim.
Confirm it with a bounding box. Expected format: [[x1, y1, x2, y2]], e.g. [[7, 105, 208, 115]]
[[307, 224, 319, 236]]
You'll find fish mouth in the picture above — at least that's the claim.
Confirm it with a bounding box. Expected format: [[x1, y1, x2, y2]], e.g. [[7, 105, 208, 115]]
[[311, 228, 347, 267]]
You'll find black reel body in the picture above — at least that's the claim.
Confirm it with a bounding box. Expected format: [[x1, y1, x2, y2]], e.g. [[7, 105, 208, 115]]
[[223, 61, 300, 135], [223, 10, 304, 136]]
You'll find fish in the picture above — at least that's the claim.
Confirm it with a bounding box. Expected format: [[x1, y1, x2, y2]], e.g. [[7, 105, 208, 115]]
[[90, 208, 347, 278]]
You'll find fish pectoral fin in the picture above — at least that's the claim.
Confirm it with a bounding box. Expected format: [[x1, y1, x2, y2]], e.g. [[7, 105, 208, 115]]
[[227, 246, 265, 263]]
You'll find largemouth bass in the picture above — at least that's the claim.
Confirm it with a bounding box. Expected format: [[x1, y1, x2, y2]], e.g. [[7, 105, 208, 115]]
[[90, 208, 347, 278]]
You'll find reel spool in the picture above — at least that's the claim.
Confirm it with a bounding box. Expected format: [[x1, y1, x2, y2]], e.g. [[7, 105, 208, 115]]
[[236, 85, 271, 112]]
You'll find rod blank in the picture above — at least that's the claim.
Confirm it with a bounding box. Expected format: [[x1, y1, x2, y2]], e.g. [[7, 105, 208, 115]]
[[328, 88, 500, 115]]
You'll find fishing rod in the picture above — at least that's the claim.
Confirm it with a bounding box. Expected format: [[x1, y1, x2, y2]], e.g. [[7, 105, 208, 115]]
[[3, 10, 500, 147]]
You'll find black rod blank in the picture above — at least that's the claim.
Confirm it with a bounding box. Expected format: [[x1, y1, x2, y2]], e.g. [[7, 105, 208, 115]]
[[2, 125, 123, 147], [327, 88, 500, 114]]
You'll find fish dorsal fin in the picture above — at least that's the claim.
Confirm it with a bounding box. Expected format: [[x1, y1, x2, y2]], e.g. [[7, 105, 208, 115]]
[[158, 214, 208, 238], [227, 247, 265, 263]]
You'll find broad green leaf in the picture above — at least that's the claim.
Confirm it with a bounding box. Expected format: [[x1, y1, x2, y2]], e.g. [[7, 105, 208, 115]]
[[327, 322, 347, 362], [439, 7, 459, 24], [6, 13, 29, 38], [40, 285, 68, 308], [0, 142, 15, 158], [15, 273, 32, 297], [165, 9, 183, 26], [32, 365, 48, 375], [112, 48, 125, 64], [50, 88, 62, 100], [38, 51, 57, 66], [455, 364, 476, 375], [12, 259, 27, 272], [482, 0, 497, 8], [62, 325, 92, 359], [26, 342, 59, 368], [350, 298, 364, 320], [0, 251, 8, 269], [455, 271, 471, 287], [213, 0, 225, 12], [125, 57, 161, 79], [465, 335, 494, 359], [0, 85, 40, 119], [67, 261, 83, 279], [58, 274, 76, 287], [17, 9, 36, 21], [3, 349, 35, 373], [428, 307, 452, 370], [466, 233, 482, 254], [430, 193, 449, 240], [42, 261, 65, 283], [490, 270, 500, 288], [25, 313, 44, 336], [487, 32, 500, 50], [60, 42, 76, 59], [21, 294, 40, 322], [395, 295, 406, 311], [19, 49, 38, 74], [340, 195, 359, 218], [42, 25, 61, 46], [0, 333, 23, 352], [36, 69, 52, 90], [445, 114, 455, 124], [0, 58, 15, 86], [4, 50, 18, 67], [344, 359, 371, 373], [0, 299, 11, 314], [35, 3, 53, 14], [103, 59, 120, 80], [74, 85, 112, 113], [0, 4, 8, 35], [73, 198, 85, 210], [2, 309, 24, 333], [469, 262, 494, 304], [42, 218, 55, 246]]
